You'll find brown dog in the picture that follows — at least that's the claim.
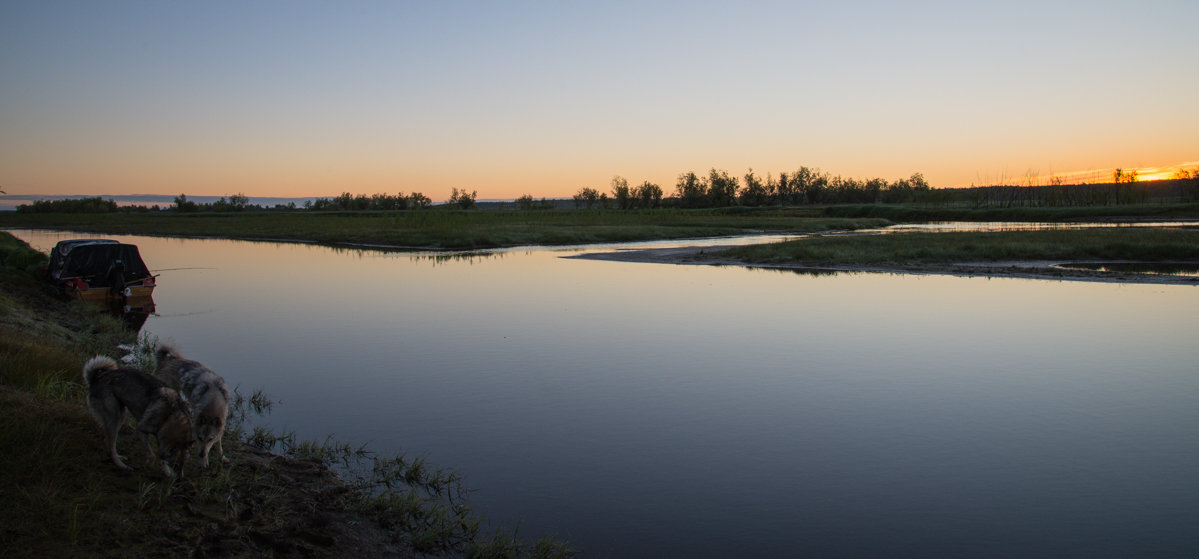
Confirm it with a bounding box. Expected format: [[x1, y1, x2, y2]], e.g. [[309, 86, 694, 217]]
[[83, 356, 192, 477]]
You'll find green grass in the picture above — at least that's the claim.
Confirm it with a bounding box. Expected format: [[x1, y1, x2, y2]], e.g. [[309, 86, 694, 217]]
[[719, 227, 1199, 266], [6, 202, 1198, 250], [0, 208, 889, 249], [0, 239, 152, 557], [821, 202, 1199, 222]]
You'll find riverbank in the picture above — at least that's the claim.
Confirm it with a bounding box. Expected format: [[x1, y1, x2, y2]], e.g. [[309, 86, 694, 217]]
[[0, 208, 888, 250], [569, 227, 1199, 285], [4, 202, 1197, 252], [0, 233, 573, 558]]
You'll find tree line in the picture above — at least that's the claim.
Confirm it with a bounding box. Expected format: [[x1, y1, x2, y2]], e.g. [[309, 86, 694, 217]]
[[14, 167, 1199, 214], [952, 168, 1199, 208], [569, 168, 935, 209], [305, 191, 434, 211], [16, 197, 121, 213]]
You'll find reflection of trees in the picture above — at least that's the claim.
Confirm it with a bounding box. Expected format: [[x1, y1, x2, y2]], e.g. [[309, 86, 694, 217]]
[[320, 244, 502, 266], [1056, 262, 1199, 276], [408, 251, 502, 266], [743, 265, 851, 279]]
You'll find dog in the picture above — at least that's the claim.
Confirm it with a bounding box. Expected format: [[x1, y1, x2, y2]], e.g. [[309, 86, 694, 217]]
[[82, 356, 193, 478], [154, 342, 231, 468]]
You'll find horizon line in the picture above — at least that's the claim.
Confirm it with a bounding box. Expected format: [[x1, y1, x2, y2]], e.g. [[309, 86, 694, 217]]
[[4, 161, 1197, 202]]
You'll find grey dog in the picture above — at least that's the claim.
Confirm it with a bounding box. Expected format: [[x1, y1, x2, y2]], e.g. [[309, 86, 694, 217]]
[[154, 342, 231, 468]]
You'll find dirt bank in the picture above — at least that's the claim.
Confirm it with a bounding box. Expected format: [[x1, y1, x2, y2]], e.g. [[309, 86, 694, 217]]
[[567, 245, 1199, 285]]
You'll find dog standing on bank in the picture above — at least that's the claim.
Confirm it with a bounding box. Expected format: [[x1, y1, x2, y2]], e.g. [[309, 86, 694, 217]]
[[83, 356, 193, 477], [154, 342, 231, 468]]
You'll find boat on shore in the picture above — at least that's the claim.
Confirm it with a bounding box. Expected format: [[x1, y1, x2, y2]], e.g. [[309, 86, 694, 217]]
[[44, 239, 157, 305]]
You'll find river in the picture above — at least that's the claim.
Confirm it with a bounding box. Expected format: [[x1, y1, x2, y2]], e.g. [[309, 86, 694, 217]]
[[12, 228, 1199, 558]]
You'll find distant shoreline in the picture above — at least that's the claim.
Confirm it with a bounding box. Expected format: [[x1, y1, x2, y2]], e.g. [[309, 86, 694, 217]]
[[569, 243, 1199, 286], [0, 194, 320, 211]]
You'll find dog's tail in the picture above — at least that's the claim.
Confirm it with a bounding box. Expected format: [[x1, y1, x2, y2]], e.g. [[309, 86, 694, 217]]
[[82, 355, 118, 387], [155, 341, 184, 363]]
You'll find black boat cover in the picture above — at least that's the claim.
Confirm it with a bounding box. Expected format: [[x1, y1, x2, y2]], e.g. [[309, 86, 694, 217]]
[[45, 239, 153, 286]]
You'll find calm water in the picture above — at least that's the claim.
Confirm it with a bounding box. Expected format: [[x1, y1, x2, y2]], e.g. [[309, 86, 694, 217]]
[[12, 229, 1199, 558]]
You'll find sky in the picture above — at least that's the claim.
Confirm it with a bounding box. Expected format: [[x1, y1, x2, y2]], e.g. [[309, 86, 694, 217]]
[[2, 1, 1197, 202]]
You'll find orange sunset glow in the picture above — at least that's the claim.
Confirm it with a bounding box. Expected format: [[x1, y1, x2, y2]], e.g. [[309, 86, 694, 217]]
[[950, 161, 1199, 189], [2, 2, 1196, 203]]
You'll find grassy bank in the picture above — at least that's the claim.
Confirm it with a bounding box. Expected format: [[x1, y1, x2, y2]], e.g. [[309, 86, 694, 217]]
[[0, 232, 573, 558], [717, 227, 1199, 267], [5, 203, 1198, 250], [0, 208, 887, 249], [821, 202, 1199, 222]]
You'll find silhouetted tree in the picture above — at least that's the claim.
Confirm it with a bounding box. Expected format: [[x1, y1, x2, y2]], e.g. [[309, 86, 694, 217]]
[[633, 181, 663, 208], [792, 167, 826, 205], [611, 176, 632, 210], [174, 194, 198, 212], [515, 194, 537, 210], [740, 169, 769, 206], [406, 192, 432, 209], [573, 187, 601, 209], [675, 171, 706, 208], [771, 171, 794, 205], [707, 169, 738, 207], [449, 187, 477, 209], [229, 193, 249, 209], [1112, 168, 1138, 184]]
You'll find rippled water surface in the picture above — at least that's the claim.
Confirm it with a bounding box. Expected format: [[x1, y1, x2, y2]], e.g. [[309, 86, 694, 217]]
[[12, 229, 1199, 558]]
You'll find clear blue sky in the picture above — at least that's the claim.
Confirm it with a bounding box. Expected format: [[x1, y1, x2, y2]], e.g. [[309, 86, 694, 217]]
[[2, 1, 1196, 201]]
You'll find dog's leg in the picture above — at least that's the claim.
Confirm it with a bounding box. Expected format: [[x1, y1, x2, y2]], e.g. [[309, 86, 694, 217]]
[[198, 439, 212, 468], [137, 431, 180, 478], [101, 407, 132, 471], [89, 396, 132, 471], [136, 406, 183, 478], [146, 436, 180, 479], [216, 434, 228, 465]]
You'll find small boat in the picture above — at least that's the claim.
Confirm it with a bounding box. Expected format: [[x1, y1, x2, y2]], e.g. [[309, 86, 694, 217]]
[[44, 239, 157, 304]]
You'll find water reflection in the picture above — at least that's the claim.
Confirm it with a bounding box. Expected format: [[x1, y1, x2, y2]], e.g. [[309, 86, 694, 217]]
[[405, 250, 503, 265], [1055, 261, 1199, 277], [310, 243, 507, 266], [117, 297, 156, 332], [739, 264, 851, 278], [859, 220, 1199, 234]]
